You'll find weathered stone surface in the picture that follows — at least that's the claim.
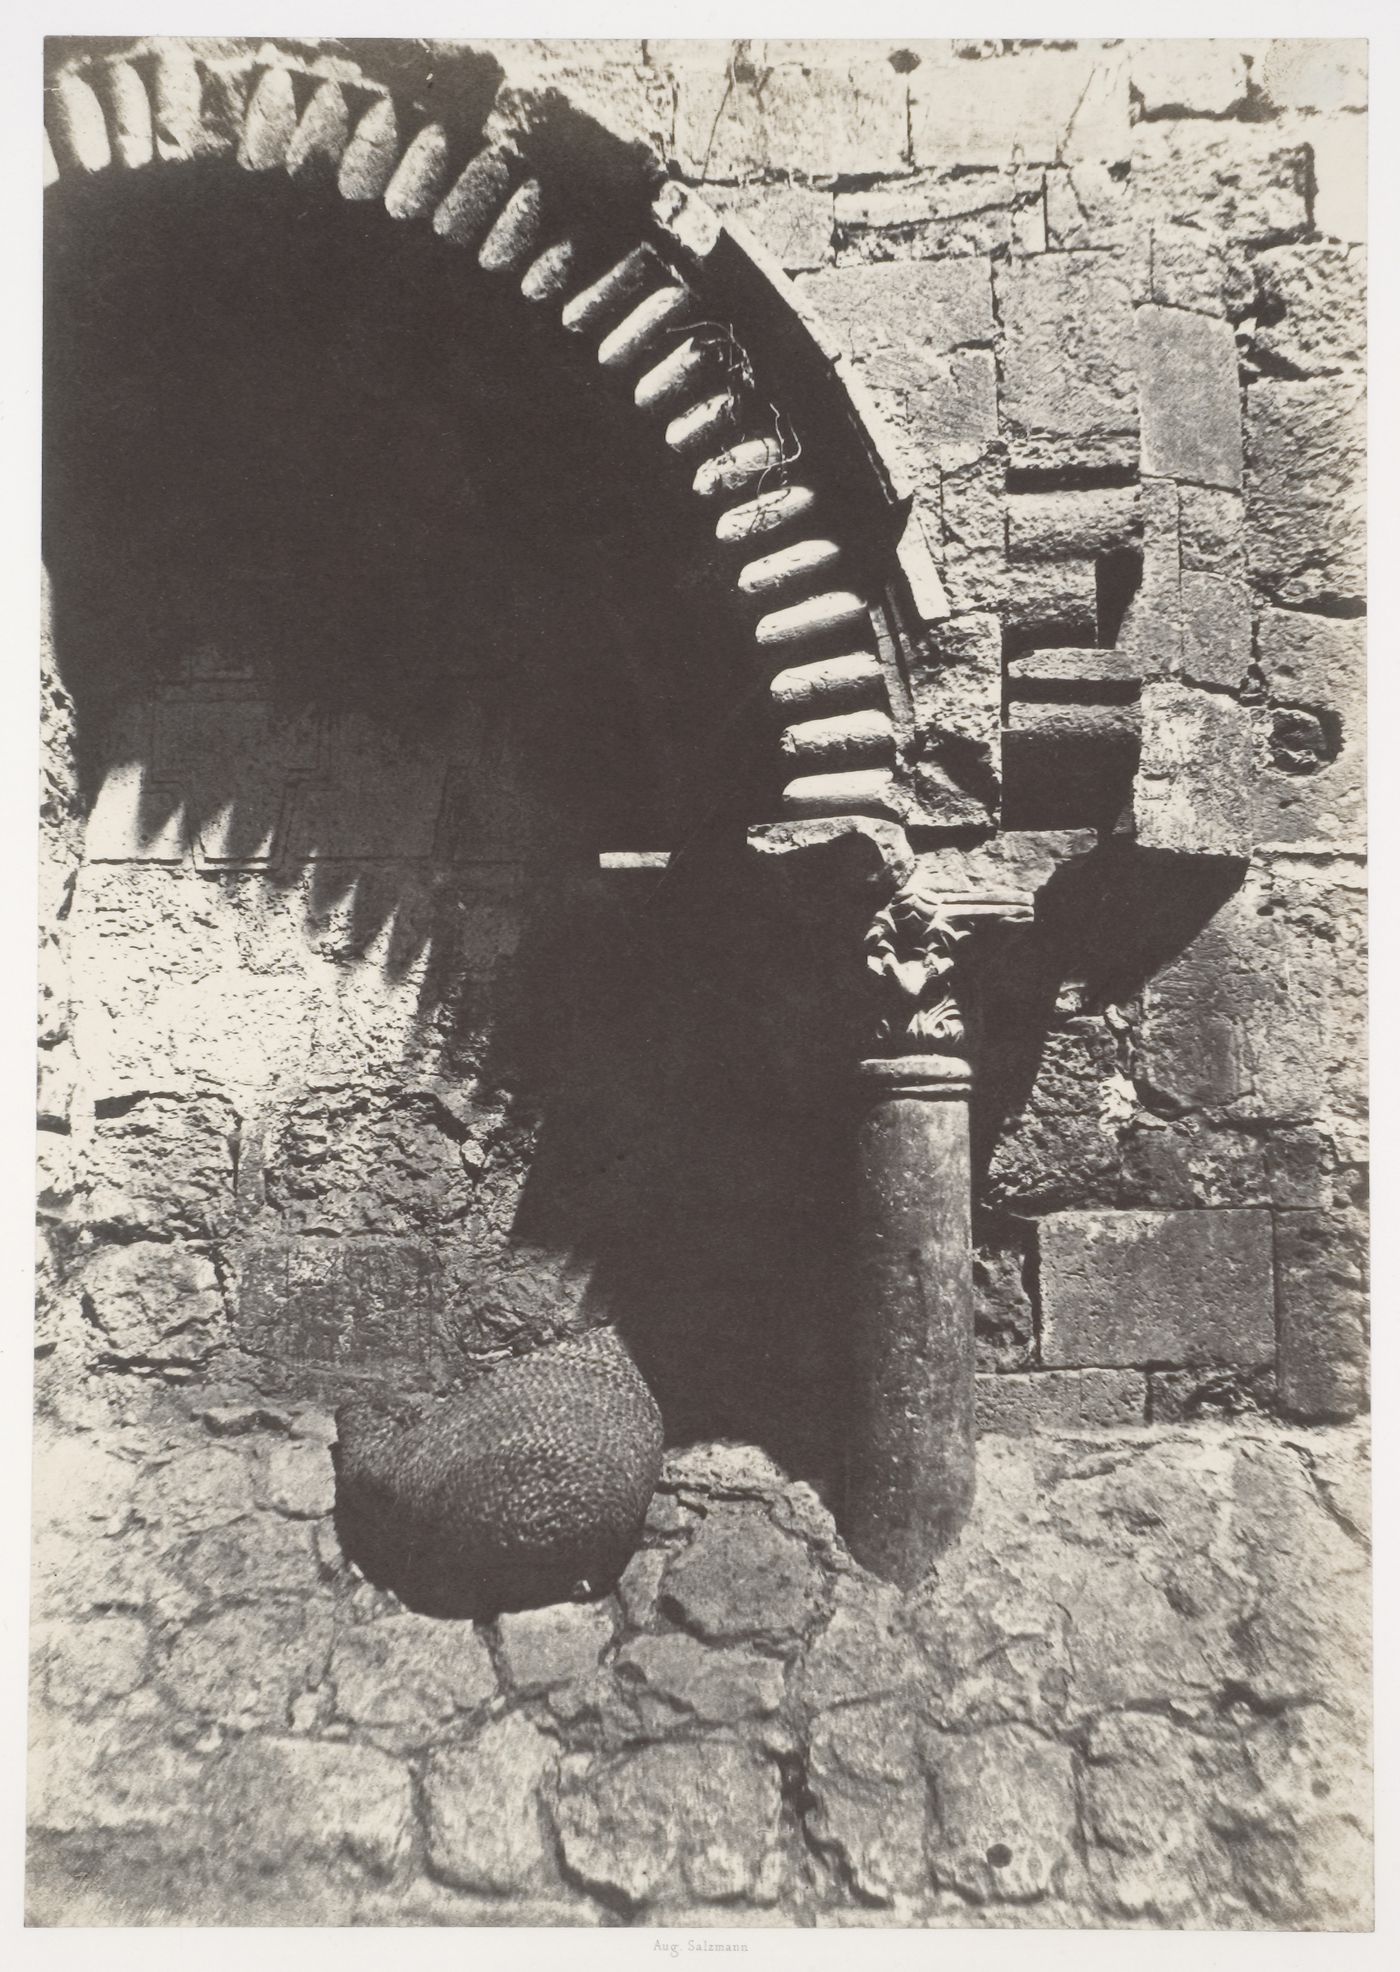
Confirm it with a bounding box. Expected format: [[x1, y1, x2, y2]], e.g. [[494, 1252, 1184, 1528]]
[[1255, 707, 1365, 848], [260, 1438, 335, 1517], [614, 1633, 784, 1728], [1128, 38, 1248, 115], [1001, 560, 1099, 640], [1135, 682, 1255, 855], [1255, 38, 1367, 113], [987, 1019, 1128, 1214], [1081, 1711, 1235, 1921], [554, 1742, 783, 1907], [661, 1506, 821, 1644], [795, 1577, 916, 1713], [1179, 487, 1245, 576], [710, 182, 833, 270], [929, 1724, 1078, 1904], [202, 1735, 413, 1879], [423, 1712, 560, 1895], [997, 254, 1137, 473], [1180, 571, 1251, 690], [1245, 377, 1365, 612], [977, 1369, 1147, 1434], [29, 1714, 206, 1840], [73, 1242, 225, 1369], [675, 60, 908, 181], [1257, 607, 1364, 712], [170, 1513, 319, 1602], [134, 1444, 256, 1535], [1252, 243, 1365, 376], [806, 1700, 929, 1902], [1275, 1211, 1368, 1419], [1137, 305, 1242, 490], [496, 1602, 614, 1691], [83, 1092, 237, 1237], [836, 169, 1018, 260], [909, 44, 1129, 168], [1006, 487, 1138, 563], [1039, 1208, 1274, 1368], [265, 1087, 478, 1234], [799, 259, 995, 388], [1147, 222, 1231, 315], [161, 1599, 332, 1728], [1130, 122, 1310, 242], [331, 1611, 497, 1736], [38, 1613, 149, 1710]]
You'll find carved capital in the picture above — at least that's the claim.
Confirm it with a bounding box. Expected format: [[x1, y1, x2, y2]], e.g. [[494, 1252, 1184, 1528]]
[[865, 874, 1033, 1061]]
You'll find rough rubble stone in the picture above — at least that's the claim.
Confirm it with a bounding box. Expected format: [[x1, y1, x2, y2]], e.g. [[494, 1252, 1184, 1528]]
[[614, 1633, 785, 1729], [496, 1601, 614, 1691], [1081, 1711, 1235, 1921], [806, 1699, 929, 1902], [38, 1613, 150, 1710], [423, 1711, 560, 1895], [795, 1576, 917, 1714], [1136, 305, 1243, 490], [1039, 1207, 1275, 1368], [201, 1734, 414, 1880], [83, 1092, 238, 1238], [160, 1599, 332, 1729], [73, 1242, 225, 1369], [1245, 376, 1365, 612], [928, 1723, 1078, 1904], [331, 1610, 498, 1735], [661, 1505, 822, 1644], [1257, 607, 1365, 712], [260, 1438, 336, 1517], [134, 1445, 256, 1536], [553, 1741, 784, 1907]]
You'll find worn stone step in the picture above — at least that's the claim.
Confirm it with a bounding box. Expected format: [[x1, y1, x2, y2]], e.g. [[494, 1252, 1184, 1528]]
[[770, 652, 884, 714], [521, 239, 579, 303], [666, 393, 742, 457], [433, 145, 514, 248], [716, 485, 818, 546], [286, 79, 351, 181], [1007, 648, 1144, 687], [384, 123, 452, 218], [738, 538, 842, 601], [479, 179, 546, 274], [693, 437, 788, 501], [102, 62, 154, 169], [634, 337, 722, 414], [561, 246, 664, 337], [781, 769, 904, 819], [239, 66, 298, 171], [781, 710, 896, 768], [337, 96, 401, 201], [598, 287, 695, 371], [756, 591, 870, 651], [47, 73, 111, 174]]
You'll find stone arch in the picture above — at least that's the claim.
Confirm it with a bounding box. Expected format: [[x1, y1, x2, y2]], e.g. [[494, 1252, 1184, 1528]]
[[44, 38, 945, 830]]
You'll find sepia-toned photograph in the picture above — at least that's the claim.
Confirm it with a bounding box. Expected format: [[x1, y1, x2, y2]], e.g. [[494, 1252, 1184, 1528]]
[[28, 22, 1371, 1933]]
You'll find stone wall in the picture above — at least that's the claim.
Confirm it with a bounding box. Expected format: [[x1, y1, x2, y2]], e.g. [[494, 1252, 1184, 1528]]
[[33, 37, 1369, 1930]]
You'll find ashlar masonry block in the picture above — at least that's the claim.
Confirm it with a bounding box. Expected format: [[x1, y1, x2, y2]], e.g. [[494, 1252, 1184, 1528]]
[[1134, 682, 1254, 856], [1040, 1208, 1275, 1368], [997, 254, 1137, 474], [1136, 305, 1242, 490]]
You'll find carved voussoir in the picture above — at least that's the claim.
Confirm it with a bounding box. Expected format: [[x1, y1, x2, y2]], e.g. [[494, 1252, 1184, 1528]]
[[433, 145, 515, 249], [103, 63, 154, 170], [693, 437, 787, 501], [635, 337, 720, 414], [781, 709, 895, 769], [337, 96, 401, 201], [383, 121, 451, 217], [598, 286, 695, 371], [716, 484, 818, 546], [561, 246, 662, 337], [520, 239, 579, 303], [756, 591, 869, 650], [738, 537, 841, 601], [286, 80, 352, 181], [47, 74, 111, 175], [770, 652, 884, 715], [665, 392, 741, 457], [239, 66, 299, 171], [479, 178, 545, 274]]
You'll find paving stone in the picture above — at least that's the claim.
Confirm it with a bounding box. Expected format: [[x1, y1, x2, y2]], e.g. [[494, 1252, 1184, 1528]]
[[661, 1506, 822, 1644], [795, 1576, 916, 1713], [806, 1699, 929, 1902], [1246, 377, 1365, 612], [38, 1613, 150, 1710], [28, 1714, 207, 1840], [1275, 1210, 1368, 1419], [423, 1711, 560, 1895], [1039, 1207, 1275, 1368], [614, 1633, 784, 1728], [161, 1599, 332, 1729], [929, 1723, 1078, 1904], [496, 1601, 614, 1691], [331, 1611, 497, 1735], [997, 254, 1138, 473], [202, 1734, 413, 1879], [553, 1742, 783, 1907], [260, 1438, 336, 1518], [1137, 305, 1242, 491]]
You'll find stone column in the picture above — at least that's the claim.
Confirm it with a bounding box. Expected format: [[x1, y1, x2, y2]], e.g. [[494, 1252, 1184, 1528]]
[[846, 879, 1030, 1588]]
